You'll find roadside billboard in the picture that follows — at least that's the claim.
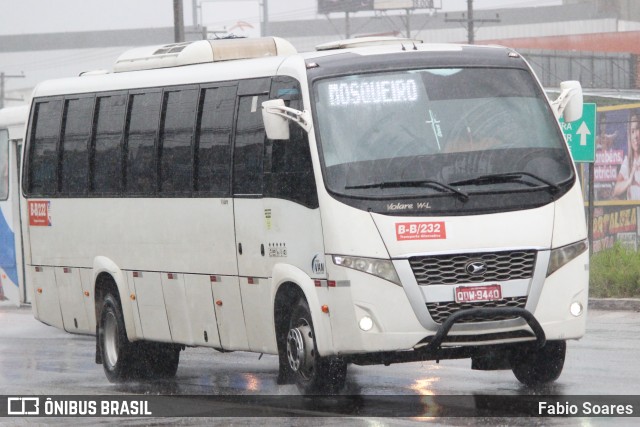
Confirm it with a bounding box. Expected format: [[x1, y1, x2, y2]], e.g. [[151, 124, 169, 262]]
[[593, 103, 640, 202]]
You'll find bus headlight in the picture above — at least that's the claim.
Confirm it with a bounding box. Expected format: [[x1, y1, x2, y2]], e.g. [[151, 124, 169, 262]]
[[332, 255, 401, 286], [546, 239, 588, 277]]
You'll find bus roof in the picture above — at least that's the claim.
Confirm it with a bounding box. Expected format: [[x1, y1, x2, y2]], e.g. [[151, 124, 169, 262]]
[[30, 37, 518, 99]]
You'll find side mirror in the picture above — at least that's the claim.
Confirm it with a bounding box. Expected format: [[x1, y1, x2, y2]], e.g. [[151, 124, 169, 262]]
[[551, 80, 583, 122], [262, 99, 290, 140], [261, 99, 312, 140]]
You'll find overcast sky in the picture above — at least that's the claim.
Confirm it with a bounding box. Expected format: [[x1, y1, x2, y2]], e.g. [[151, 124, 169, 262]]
[[0, 0, 562, 35], [0, 0, 563, 95]]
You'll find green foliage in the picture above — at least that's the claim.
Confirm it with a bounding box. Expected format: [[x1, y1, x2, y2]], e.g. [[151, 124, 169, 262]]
[[590, 244, 640, 298]]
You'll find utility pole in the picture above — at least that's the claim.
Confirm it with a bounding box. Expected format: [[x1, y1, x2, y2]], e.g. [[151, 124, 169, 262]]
[[467, 0, 474, 44], [0, 72, 26, 109], [444, 0, 500, 44], [345, 11, 351, 39], [262, 0, 269, 37], [405, 8, 411, 38], [173, 0, 185, 42], [192, 0, 198, 29]]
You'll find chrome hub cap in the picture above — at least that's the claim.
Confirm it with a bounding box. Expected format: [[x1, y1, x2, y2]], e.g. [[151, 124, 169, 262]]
[[286, 322, 314, 376], [103, 311, 119, 368]]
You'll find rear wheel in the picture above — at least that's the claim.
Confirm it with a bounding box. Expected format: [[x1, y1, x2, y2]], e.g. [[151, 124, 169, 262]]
[[286, 298, 347, 395], [511, 340, 566, 386], [99, 292, 138, 382]]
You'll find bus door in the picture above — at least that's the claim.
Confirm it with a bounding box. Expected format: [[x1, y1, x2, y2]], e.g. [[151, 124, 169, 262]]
[[232, 81, 276, 353]]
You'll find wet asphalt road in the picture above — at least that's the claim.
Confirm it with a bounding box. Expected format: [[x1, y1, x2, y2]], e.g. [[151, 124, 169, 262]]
[[0, 306, 638, 425]]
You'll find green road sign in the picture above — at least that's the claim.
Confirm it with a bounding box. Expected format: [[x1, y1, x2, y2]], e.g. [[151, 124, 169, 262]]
[[560, 103, 596, 163]]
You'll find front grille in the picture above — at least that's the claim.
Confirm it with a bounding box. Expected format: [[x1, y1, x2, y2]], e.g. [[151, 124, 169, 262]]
[[409, 250, 537, 286], [426, 297, 528, 324]]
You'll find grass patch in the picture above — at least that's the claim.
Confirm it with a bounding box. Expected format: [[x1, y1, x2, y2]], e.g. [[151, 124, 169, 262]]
[[590, 244, 640, 298]]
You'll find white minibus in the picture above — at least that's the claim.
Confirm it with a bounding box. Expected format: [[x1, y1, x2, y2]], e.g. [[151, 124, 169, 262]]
[[21, 36, 587, 394]]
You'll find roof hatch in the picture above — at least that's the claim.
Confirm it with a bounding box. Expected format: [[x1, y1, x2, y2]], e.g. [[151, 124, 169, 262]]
[[113, 37, 297, 73]]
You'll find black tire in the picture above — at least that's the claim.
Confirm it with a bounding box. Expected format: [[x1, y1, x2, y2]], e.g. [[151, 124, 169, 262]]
[[99, 292, 138, 382], [286, 298, 347, 395], [511, 340, 566, 386], [139, 342, 181, 379]]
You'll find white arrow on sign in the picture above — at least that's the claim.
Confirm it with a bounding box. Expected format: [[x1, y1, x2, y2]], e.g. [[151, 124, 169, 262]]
[[577, 121, 591, 146]]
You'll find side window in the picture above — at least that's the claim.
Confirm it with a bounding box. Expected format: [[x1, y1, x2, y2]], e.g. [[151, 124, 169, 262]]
[[125, 92, 161, 195], [196, 85, 236, 196], [28, 99, 62, 195], [92, 94, 126, 194], [60, 97, 93, 195], [233, 93, 269, 195], [264, 77, 318, 208], [160, 88, 198, 195]]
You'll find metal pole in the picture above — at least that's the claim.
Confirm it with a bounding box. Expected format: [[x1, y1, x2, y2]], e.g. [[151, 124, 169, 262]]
[[173, 0, 185, 42], [406, 9, 411, 38], [346, 11, 350, 39], [192, 0, 198, 28], [589, 162, 595, 256], [467, 0, 474, 44], [0, 72, 4, 110], [262, 0, 269, 37]]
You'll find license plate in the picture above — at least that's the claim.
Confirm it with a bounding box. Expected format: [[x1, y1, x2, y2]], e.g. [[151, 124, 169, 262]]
[[454, 284, 502, 303]]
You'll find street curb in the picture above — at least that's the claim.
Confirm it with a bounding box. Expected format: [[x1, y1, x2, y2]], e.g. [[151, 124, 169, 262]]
[[589, 298, 640, 311]]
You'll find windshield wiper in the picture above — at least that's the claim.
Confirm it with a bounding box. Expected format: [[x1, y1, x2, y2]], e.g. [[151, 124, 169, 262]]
[[449, 172, 560, 194], [345, 179, 469, 202]]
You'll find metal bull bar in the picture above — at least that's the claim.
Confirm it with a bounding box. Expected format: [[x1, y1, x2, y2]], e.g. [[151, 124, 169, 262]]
[[346, 307, 546, 366], [423, 307, 547, 352]]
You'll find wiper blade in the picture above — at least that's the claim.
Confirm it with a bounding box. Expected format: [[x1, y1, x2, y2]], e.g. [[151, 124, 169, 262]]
[[345, 179, 469, 202], [449, 172, 560, 194]]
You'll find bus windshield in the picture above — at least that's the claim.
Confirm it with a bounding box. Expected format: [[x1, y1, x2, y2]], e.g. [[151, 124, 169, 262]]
[[0, 129, 8, 200], [313, 67, 574, 205]]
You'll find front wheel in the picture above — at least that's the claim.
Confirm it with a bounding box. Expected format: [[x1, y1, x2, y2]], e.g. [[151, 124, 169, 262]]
[[286, 299, 347, 395], [511, 340, 566, 386]]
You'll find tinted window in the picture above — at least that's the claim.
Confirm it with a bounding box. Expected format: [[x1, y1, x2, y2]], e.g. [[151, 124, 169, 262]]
[[92, 94, 126, 194], [28, 100, 62, 195], [196, 86, 236, 196], [60, 97, 93, 194], [264, 77, 318, 208], [125, 92, 161, 195], [233, 94, 268, 195], [160, 88, 197, 194]]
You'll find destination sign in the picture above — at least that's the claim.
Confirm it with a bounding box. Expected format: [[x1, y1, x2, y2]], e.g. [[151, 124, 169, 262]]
[[327, 78, 420, 107]]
